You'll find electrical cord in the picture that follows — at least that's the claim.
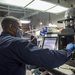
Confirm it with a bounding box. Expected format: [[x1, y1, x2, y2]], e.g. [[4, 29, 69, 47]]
[[59, 66, 75, 74]]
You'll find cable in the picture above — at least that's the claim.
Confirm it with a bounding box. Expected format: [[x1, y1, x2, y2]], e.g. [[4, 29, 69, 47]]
[[64, 0, 74, 8], [58, 0, 60, 4], [45, 0, 60, 12], [60, 66, 75, 71], [71, 4, 73, 8], [24, 0, 35, 8]]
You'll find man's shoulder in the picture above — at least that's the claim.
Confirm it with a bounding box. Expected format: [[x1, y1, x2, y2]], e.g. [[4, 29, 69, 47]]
[[0, 35, 29, 46], [0, 35, 26, 42]]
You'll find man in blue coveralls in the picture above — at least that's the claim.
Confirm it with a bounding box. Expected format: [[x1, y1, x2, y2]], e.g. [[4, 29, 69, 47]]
[[0, 16, 75, 75]]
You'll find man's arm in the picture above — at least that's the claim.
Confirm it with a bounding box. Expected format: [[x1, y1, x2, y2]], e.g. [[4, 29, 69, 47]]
[[11, 39, 72, 70]]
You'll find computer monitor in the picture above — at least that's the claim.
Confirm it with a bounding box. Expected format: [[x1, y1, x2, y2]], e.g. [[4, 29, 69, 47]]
[[42, 37, 57, 50]]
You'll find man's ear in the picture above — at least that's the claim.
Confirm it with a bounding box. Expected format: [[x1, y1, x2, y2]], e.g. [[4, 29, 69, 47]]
[[8, 24, 16, 36], [8, 24, 14, 31]]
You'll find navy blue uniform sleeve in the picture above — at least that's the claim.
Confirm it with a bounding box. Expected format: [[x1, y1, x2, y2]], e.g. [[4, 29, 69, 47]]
[[10, 39, 72, 70]]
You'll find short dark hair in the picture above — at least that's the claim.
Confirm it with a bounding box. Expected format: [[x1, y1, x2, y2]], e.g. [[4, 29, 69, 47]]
[[1, 16, 20, 30]]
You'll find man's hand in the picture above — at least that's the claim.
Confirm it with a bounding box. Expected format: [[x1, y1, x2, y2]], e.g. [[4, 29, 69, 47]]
[[66, 43, 74, 52]]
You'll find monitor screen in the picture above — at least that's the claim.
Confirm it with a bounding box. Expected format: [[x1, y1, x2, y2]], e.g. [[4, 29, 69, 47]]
[[43, 37, 57, 50]]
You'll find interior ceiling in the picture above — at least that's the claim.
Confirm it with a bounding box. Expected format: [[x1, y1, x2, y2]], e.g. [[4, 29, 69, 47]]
[[0, 4, 39, 18], [0, 0, 74, 19]]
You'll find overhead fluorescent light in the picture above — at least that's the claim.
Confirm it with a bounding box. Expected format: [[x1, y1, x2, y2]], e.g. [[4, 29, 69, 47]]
[[40, 22, 43, 25], [46, 5, 68, 14], [26, 0, 56, 11], [20, 20, 31, 24], [0, 0, 33, 7], [48, 23, 57, 27]]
